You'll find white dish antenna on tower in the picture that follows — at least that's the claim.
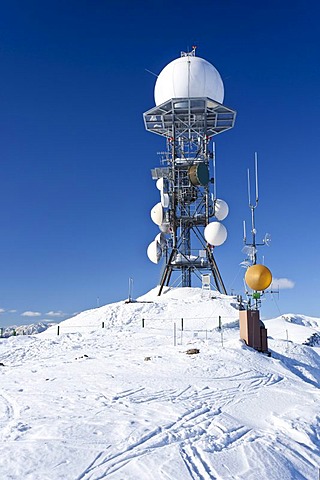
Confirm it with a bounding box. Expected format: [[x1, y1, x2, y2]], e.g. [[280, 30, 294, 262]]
[[156, 178, 164, 191], [154, 232, 166, 247], [204, 222, 228, 246], [214, 198, 229, 221], [160, 192, 170, 208], [150, 202, 164, 225], [154, 55, 225, 106], [147, 240, 162, 264]]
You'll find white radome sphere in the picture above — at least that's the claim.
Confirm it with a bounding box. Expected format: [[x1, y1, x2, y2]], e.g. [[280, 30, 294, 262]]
[[204, 222, 227, 246], [154, 55, 224, 106], [214, 199, 229, 221]]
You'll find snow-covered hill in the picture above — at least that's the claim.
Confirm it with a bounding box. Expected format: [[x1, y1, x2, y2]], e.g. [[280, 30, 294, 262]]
[[0, 287, 319, 479]]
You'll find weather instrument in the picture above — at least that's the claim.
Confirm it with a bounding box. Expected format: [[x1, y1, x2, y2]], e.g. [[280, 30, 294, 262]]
[[144, 48, 236, 295]]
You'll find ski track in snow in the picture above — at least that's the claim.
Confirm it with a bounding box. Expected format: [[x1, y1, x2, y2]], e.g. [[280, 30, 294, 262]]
[[0, 391, 20, 442], [74, 372, 304, 479], [76, 399, 232, 479]]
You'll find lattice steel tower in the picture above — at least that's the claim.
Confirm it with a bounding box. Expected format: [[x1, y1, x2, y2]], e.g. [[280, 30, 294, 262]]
[[144, 49, 236, 295]]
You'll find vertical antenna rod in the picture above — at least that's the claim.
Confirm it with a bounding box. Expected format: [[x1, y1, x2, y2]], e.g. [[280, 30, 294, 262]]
[[246, 152, 260, 265], [213, 142, 217, 200], [243, 220, 247, 243], [254, 151, 259, 204]]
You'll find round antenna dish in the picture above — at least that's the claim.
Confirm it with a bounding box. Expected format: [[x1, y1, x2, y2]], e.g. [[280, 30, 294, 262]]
[[147, 240, 162, 264], [245, 264, 272, 291], [214, 199, 229, 221], [150, 202, 164, 225], [154, 232, 166, 247], [204, 222, 227, 246], [154, 55, 224, 106], [161, 192, 170, 208], [188, 163, 209, 186], [156, 178, 164, 191]]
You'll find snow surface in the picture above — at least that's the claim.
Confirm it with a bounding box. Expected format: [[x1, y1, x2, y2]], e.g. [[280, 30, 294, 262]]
[[0, 287, 319, 479]]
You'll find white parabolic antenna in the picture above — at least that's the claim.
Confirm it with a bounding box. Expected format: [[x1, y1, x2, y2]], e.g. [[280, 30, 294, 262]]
[[204, 222, 227, 246], [147, 240, 162, 264], [150, 202, 164, 225], [156, 178, 164, 191], [161, 192, 169, 208], [154, 232, 166, 247], [154, 55, 224, 106], [214, 199, 229, 221]]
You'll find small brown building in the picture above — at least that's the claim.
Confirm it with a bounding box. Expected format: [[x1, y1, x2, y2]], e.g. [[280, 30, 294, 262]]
[[239, 309, 268, 353]]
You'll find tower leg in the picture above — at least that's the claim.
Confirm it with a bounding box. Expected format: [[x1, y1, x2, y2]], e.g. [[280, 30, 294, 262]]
[[206, 247, 227, 295], [158, 249, 176, 296], [158, 248, 227, 296]]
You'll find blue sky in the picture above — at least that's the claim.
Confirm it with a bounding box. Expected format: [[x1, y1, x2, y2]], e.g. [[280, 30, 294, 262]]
[[0, 0, 319, 326]]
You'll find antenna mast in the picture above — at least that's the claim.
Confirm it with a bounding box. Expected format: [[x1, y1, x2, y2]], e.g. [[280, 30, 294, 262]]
[[242, 153, 272, 308], [144, 51, 236, 295]]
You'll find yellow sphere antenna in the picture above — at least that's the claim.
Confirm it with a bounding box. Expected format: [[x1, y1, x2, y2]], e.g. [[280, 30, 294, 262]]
[[245, 264, 272, 291]]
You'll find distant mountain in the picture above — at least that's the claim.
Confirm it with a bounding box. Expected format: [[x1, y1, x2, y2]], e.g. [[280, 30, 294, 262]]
[[1, 321, 57, 338]]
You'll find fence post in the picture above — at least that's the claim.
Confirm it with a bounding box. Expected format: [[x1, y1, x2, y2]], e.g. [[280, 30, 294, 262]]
[[102, 321, 105, 329], [181, 318, 184, 331], [0, 328, 3, 338], [57, 326, 60, 336], [13, 329, 16, 336], [218, 316, 222, 331], [173, 322, 176, 346], [142, 318, 145, 328]]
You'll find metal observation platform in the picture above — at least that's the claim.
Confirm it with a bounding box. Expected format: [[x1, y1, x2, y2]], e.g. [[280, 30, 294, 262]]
[[144, 97, 235, 140]]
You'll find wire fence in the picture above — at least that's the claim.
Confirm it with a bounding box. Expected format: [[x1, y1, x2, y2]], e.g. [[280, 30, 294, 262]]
[[0, 316, 236, 348], [1, 317, 309, 352], [139, 315, 235, 347]]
